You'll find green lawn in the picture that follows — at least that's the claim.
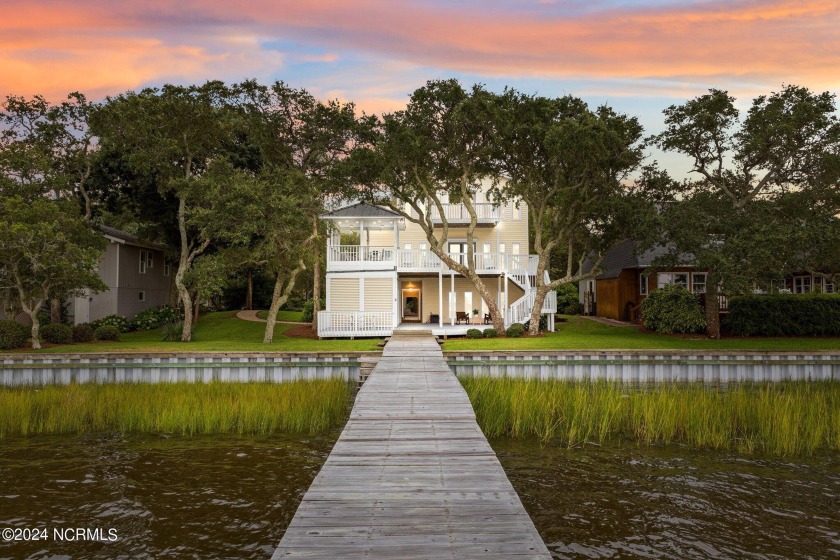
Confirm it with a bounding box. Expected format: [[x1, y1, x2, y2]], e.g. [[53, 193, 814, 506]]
[[31, 311, 380, 353], [255, 310, 305, 322], [443, 315, 840, 351]]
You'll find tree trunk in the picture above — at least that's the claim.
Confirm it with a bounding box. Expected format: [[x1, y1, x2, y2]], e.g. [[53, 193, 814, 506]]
[[528, 287, 549, 336], [705, 279, 721, 339], [20, 303, 43, 350], [265, 261, 306, 343], [176, 258, 194, 342], [193, 294, 200, 325], [245, 270, 253, 311], [168, 271, 179, 308], [469, 272, 505, 332], [50, 297, 61, 324]]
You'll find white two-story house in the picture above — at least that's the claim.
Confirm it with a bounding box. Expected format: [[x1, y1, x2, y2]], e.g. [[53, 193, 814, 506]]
[[317, 184, 557, 337]]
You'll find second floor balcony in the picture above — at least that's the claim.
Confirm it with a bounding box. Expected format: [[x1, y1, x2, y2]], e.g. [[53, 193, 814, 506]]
[[406, 203, 501, 226], [327, 244, 538, 275]]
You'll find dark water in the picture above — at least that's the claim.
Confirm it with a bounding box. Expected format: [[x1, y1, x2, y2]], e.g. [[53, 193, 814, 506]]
[[0, 432, 336, 560], [2, 434, 839, 559], [493, 440, 840, 559]]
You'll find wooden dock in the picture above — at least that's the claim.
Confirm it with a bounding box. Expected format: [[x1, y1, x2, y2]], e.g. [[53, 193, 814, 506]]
[[272, 329, 551, 559]]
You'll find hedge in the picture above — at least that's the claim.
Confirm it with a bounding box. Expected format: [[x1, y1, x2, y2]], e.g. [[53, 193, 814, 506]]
[[0, 320, 29, 350], [94, 325, 121, 341], [641, 284, 707, 334], [725, 294, 840, 337], [40, 323, 73, 344]]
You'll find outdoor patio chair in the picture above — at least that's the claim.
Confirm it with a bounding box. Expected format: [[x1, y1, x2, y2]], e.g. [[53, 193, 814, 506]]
[[456, 311, 469, 324]]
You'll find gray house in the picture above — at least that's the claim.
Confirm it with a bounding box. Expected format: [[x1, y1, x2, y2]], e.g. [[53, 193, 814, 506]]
[[70, 226, 171, 324]]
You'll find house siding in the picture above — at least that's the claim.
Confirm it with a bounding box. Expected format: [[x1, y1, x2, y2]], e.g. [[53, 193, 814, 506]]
[[329, 277, 360, 311], [364, 278, 394, 311]]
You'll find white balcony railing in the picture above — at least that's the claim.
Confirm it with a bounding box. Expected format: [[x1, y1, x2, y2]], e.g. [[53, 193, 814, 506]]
[[406, 203, 501, 224], [327, 245, 396, 270], [317, 311, 393, 337], [326, 245, 540, 276]]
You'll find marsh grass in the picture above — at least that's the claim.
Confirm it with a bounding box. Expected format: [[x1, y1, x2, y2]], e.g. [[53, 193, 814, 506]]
[[460, 377, 840, 456], [0, 379, 351, 437]]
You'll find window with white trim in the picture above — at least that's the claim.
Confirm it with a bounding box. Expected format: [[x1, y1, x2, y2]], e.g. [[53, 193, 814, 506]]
[[512, 205, 522, 220], [404, 243, 412, 250], [419, 242, 427, 251], [498, 243, 506, 254], [657, 272, 690, 290], [512, 243, 521, 255], [692, 273, 707, 294], [640, 273, 648, 296], [793, 276, 812, 294], [139, 250, 147, 274]]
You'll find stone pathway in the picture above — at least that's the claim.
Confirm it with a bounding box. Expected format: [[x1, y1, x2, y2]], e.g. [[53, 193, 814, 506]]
[[235, 309, 310, 325]]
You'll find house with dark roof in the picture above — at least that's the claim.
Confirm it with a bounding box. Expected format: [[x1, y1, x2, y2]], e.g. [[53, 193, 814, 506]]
[[579, 241, 835, 322], [69, 226, 171, 324]]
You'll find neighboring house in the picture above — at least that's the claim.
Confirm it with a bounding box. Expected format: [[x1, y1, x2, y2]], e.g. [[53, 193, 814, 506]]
[[69, 226, 171, 324], [318, 182, 557, 337], [579, 240, 836, 322]]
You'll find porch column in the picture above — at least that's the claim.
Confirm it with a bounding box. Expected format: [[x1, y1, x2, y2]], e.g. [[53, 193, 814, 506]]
[[393, 220, 399, 265], [358, 220, 365, 262], [450, 272, 455, 326], [503, 275, 508, 325], [438, 270, 443, 328], [393, 275, 399, 327]]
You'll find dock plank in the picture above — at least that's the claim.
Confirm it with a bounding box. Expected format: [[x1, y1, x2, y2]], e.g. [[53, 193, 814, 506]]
[[272, 329, 550, 559]]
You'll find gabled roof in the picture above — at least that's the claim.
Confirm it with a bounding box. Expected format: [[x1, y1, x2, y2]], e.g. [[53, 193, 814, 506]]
[[583, 240, 695, 279], [320, 202, 400, 219], [100, 225, 163, 250]]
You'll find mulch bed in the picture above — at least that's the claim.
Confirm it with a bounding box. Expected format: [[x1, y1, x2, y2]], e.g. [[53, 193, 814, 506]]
[[282, 323, 319, 339]]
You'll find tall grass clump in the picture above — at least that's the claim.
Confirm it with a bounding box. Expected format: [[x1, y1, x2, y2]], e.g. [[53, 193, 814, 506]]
[[460, 377, 840, 456], [0, 379, 351, 437]]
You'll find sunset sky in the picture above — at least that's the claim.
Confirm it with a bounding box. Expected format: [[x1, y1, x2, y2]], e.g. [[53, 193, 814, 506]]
[[3, 0, 839, 175]]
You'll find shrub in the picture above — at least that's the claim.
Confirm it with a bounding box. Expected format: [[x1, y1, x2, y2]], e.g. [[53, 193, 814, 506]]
[[725, 294, 840, 337], [523, 315, 548, 332], [160, 321, 184, 342], [564, 301, 584, 315], [556, 283, 580, 313], [301, 298, 325, 323], [40, 323, 73, 344], [92, 314, 131, 333], [130, 306, 179, 331], [505, 323, 525, 337], [94, 325, 120, 341], [0, 320, 29, 350], [641, 284, 706, 334], [466, 328, 483, 339], [72, 323, 95, 343], [482, 328, 498, 338]]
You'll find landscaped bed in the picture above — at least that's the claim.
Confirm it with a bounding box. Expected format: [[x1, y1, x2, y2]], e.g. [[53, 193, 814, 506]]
[[444, 315, 840, 351]]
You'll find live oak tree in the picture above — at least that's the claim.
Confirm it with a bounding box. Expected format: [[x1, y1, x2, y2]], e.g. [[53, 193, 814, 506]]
[[0, 93, 101, 321], [348, 80, 509, 332], [494, 91, 645, 335], [0, 198, 105, 348], [91, 83, 250, 342], [236, 80, 369, 334], [653, 85, 840, 337]]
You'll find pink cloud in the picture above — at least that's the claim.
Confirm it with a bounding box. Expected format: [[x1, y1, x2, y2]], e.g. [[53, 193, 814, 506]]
[[0, 0, 837, 102]]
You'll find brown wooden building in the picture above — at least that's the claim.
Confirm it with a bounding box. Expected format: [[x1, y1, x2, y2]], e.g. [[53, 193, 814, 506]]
[[579, 240, 835, 322]]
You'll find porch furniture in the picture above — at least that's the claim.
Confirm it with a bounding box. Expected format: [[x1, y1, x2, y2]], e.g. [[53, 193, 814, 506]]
[[483, 313, 492, 325], [455, 311, 469, 324], [429, 313, 439, 324]]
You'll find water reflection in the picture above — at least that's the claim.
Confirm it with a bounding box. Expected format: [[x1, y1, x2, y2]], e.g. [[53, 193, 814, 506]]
[[492, 440, 840, 559], [0, 433, 336, 559]]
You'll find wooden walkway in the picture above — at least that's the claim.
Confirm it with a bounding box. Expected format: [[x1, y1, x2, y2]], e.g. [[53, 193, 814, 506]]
[[272, 329, 550, 559]]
